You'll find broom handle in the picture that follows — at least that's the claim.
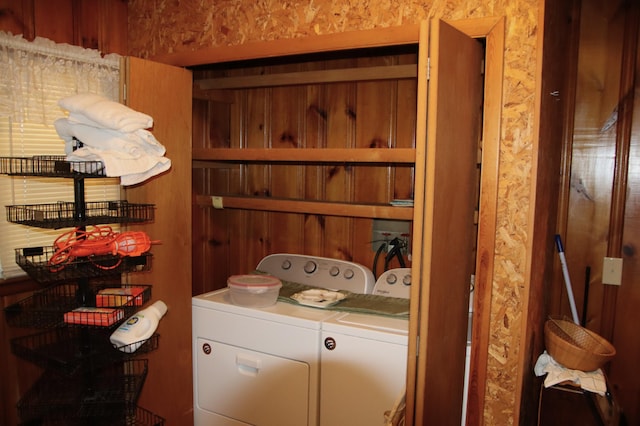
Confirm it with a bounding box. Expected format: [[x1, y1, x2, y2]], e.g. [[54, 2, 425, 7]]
[[555, 235, 580, 324]]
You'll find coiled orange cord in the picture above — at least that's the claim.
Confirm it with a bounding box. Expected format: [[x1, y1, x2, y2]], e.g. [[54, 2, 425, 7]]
[[49, 225, 159, 271]]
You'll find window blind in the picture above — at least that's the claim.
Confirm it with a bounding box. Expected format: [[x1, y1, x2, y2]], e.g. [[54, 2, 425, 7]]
[[0, 33, 122, 279]]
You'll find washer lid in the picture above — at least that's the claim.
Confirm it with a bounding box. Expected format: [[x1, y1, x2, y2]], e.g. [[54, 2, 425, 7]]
[[322, 312, 409, 344]]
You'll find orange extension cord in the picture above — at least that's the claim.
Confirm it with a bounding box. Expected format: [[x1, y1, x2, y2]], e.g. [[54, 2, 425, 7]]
[[49, 224, 158, 271]]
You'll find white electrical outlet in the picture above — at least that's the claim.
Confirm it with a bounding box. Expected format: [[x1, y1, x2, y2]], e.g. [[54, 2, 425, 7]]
[[602, 257, 623, 286]]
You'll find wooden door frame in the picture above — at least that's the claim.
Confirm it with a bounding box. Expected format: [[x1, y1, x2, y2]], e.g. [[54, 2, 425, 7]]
[[152, 17, 504, 425]]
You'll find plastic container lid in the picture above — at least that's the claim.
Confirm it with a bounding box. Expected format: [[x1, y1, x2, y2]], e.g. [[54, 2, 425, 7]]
[[227, 275, 282, 289]]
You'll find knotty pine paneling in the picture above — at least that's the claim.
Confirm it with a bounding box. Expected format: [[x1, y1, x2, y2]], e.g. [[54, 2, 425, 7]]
[[615, 35, 640, 422], [0, 0, 127, 54], [562, 1, 640, 425], [33, 0, 74, 44], [192, 51, 416, 291], [557, 0, 622, 336]]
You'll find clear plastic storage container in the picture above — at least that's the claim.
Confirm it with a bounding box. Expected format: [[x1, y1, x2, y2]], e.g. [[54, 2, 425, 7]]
[[227, 275, 282, 308]]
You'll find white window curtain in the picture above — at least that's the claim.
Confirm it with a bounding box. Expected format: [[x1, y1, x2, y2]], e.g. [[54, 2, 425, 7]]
[[0, 32, 122, 280]]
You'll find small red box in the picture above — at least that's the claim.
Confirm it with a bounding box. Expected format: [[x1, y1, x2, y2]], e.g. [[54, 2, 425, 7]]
[[96, 287, 146, 307], [64, 307, 124, 327]]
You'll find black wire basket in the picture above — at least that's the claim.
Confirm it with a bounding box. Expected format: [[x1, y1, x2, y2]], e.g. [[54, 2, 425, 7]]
[[17, 405, 165, 426], [0, 156, 106, 177], [17, 359, 148, 424], [11, 328, 159, 376], [6, 201, 155, 229], [5, 283, 152, 329], [15, 246, 152, 285]]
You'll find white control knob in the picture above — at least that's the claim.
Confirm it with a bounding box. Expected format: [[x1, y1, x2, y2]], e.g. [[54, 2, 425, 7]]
[[386, 273, 398, 285], [281, 260, 292, 270], [344, 269, 354, 279], [403, 274, 411, 286], [330, 266, 340, 277], [304, 261, 317, 274]]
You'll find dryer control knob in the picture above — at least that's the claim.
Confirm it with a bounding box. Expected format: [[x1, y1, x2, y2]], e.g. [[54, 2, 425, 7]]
[[281, 259, 292, 270], [386, 274, 398, 285], [344, 269, 354, 279], [329, 266, 340, 277], [304, 260, 317, 274], [403, 274, 412, 286]]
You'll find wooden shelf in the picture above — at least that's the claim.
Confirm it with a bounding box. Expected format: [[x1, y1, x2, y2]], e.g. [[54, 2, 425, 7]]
[[194, 194, 413, 220], [196, 64, 417, 90], [192, 148, 416, 163]]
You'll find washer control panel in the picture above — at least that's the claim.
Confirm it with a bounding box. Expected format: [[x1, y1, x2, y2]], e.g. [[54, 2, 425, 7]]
[[256, 253, 375, 294], [372, 268, 412, 299]]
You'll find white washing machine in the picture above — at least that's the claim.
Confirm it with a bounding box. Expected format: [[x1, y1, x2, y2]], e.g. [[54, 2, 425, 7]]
[[192, 254, 376, 426], [319, 268, 411, 426], [319, 268, 473, 426]]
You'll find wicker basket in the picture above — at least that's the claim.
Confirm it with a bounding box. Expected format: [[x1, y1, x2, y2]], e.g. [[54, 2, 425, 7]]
[[544, 318, 616, 371]]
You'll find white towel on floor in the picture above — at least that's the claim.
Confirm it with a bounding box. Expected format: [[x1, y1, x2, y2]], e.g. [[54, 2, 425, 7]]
[[59, 93, 153, 133], [534, 351, 607, 395]]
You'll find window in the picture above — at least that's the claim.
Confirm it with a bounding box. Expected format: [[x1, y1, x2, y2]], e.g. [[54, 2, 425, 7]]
[[0, 32, 121, 279]]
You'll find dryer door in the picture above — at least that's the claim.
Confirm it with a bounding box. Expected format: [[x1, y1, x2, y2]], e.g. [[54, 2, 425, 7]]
[[195, 338, 310, 426]]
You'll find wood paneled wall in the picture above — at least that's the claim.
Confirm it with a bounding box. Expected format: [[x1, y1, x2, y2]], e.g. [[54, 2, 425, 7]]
[[554, 1, 640, 424], [0, 0, 127, 54], [192, 50, 416, 295]]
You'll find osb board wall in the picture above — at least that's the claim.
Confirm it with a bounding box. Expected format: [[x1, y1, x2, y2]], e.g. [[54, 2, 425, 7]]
[[127, 1, 540, 424]]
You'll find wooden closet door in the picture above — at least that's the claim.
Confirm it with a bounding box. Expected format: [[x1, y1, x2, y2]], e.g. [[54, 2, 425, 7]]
[[121, 57, 194, 425], [408, 19, 483, 426]]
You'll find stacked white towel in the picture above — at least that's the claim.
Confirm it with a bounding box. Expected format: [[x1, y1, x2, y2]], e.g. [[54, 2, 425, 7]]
[[55, 93, 171, 186]]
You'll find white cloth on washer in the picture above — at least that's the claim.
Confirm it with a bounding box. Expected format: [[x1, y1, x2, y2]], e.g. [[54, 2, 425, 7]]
[[534, 351, 607, 395], [59, 93, 153, 133]]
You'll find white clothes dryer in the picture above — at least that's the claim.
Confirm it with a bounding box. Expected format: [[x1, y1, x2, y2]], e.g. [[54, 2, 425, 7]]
[[192, 254, 375, 426]]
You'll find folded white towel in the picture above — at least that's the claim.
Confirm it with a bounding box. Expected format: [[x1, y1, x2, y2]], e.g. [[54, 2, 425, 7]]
[[534, 351, 607, 395], [66, 146, 171, 186], [59, 93, 153, 133], [55, 94, 170, 186], [54, 118, 166, 157]]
